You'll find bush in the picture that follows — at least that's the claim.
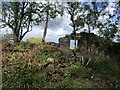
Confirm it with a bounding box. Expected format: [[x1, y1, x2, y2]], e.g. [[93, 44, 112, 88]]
[[2, 42, 35, 50], [90, 60, 118, 76], [3, 64, 36, 88], [34, 49, 54, 63], [64, 64, 87, 77], [53, 50, 72, 63], [27, 37, 44, 44]]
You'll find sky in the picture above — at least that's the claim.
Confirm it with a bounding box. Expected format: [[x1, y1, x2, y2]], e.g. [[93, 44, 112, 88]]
[[21, 14, 73, 43], [0, 1, 73, 43], [0, 13, 73, 43], [0, 1, 119, 43]]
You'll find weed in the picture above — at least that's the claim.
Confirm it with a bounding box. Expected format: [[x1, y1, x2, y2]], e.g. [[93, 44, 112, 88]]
[[90, 60, 118, 76], [64, 64, 87, 78]]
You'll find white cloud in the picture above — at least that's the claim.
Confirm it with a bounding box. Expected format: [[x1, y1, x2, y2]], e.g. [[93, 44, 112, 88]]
[[1, 2, 118, 43], [0, 26, 12, 34]]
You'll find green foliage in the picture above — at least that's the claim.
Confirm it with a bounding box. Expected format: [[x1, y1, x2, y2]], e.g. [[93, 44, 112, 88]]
[[115, 80, 120, 88], [64, 64, 87, 77], [32, 72, 47, 88], [45, 78, 73, 88], [72, 81, 92, 88], [34, 47, 71, 64], [13, 42, 32, 49], [2, 2, 34, 42], [27, 37, 43, 44], [75, 16, 84, 28], [3, 43, 120, 88], [3, 42, 35, 50], [99, 25, 118, 41], [46, 78, 92, 88], [91, 61, 118, 76], [54, 51, 70, 63], [3, 63, 36, 88], [33, 2, 63, 24], [35, 50, 53, 63], [66, 2, 80, 31]]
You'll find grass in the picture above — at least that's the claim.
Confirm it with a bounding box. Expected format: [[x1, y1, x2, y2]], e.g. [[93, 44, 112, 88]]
[[2, 42, 120, 88], [90, 60, 119, 76]]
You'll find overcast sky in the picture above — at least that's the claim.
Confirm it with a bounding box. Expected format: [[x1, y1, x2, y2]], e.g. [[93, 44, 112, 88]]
[[0, 2, 73, 43]]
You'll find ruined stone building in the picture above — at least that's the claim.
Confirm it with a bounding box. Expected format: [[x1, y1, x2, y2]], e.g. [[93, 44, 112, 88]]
[[58, 32, 108, 61], [59, 32, 100, 50], [59, 32, 120, 58]]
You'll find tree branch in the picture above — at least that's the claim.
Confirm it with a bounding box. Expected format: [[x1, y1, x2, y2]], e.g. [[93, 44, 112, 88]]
[[0, 18, 14, 29]]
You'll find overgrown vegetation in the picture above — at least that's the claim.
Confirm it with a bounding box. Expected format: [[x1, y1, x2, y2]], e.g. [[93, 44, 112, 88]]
[[1, 1, 120, 89], [2, 42, 120, 88]]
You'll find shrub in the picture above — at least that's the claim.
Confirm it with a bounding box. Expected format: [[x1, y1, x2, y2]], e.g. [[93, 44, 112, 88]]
[[34, 49, 53, 63], [90, 60, 118, 76], [64, 64, 87, 77], [54, 51, 71, 63], [27, 37, 44, 44], [3, 64, 36, 88]]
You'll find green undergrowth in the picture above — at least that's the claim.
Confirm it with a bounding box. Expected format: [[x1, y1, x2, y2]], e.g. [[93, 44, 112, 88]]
[[89, 60, 119, 77], [2, 42, 120, 88]]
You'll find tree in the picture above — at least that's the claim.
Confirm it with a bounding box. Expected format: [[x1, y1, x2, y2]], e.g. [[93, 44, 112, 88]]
[[65, 2, 82, 62], [66, 2, 81, 50], [89, 1, 119, 41], [95, 2, 119, 41], [33, 2, 63, 42], [113, 1, 120, 42], [0, 2, 34, 42], [75, 2, 119, 66], [73, 3, 99, 66]]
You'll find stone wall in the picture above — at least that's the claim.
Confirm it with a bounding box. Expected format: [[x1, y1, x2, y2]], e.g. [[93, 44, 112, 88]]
[[59, 35, 70, 49], [58, 32, 98, 50]]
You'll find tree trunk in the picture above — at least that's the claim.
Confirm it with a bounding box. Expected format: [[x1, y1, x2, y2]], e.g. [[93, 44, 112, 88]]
[[74, 34, 76, 50], [14, 33, 20, 43], [74, 37, 76, 50], [13, 3, 19, 43], [86, 47, 92, 66], [73, 26, 77, 62], [42, 12, 49, 43], [86, 25, 92, 66]]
